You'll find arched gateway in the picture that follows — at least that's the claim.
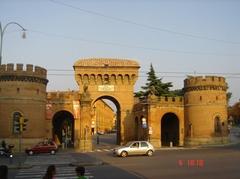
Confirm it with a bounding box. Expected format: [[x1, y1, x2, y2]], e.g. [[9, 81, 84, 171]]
[[73, 58, 140, 151]]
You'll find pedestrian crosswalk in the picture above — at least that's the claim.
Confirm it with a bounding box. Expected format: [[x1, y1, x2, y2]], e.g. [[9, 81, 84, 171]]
[[15, 165, 94, 179], [24, 153, 77, 165]]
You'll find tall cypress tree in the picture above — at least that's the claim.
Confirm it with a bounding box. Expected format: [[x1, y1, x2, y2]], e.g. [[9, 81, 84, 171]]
[[135, 64, 173, 97]]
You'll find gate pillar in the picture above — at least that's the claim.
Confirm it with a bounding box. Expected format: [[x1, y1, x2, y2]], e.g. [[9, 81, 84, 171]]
[[78, 86, 93, 151]]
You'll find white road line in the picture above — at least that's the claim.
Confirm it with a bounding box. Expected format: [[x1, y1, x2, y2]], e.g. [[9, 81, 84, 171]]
[[15, 166, 94, 179]]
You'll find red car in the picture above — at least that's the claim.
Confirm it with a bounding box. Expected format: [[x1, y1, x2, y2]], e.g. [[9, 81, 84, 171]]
[[25, 140, 58, 155]]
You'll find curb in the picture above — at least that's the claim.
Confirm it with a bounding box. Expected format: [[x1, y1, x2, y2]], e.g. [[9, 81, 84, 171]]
[[154, 141, 240, 151]]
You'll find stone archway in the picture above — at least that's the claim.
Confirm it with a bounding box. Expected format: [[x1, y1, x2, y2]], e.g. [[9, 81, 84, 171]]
[[74, 58, 140, 147], [161, 113, 179, 146], [92, 95, 120, 145], [52, 110, 74, 148]]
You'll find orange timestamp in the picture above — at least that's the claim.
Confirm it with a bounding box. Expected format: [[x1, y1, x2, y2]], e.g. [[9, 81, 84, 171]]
[[178, 159, 205, 168]]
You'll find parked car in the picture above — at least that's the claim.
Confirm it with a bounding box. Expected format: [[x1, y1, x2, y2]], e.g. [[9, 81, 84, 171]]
[[113, 141, 155, 157], [25, 140, 58, 155]]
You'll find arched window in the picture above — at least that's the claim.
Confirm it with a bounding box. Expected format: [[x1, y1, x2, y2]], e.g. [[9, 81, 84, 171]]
[[214, 116, 221, 134]]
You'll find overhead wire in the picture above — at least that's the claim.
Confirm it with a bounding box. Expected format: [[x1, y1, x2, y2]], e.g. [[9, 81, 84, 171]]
[[28, 29, 240, 57], [49, 0, 240, 45], [46, 70, 240, 79]]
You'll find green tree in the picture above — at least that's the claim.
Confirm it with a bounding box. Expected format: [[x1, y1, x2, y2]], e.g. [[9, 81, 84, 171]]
[[170, 89, 184, 96], [227, 92, 232, 103], [135, 64, 173, 97]]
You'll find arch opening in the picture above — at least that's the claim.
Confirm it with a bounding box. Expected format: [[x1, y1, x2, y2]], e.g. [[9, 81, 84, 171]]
[[161, 113, 179, 146], [92, 95, 120, 146], [52, 110, 74, 148], [214, 116, 221, 136]]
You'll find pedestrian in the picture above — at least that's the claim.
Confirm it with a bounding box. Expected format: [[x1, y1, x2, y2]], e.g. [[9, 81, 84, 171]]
[[75, 166, 87, 179], [0, 165, 8, 179], [42, 165, 56, 179]]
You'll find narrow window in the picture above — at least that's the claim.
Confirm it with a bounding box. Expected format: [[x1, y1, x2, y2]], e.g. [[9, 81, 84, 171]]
[[214, 117, 221, 134]]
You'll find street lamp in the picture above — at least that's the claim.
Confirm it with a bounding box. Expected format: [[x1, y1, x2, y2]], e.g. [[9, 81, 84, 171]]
[[0, 21, 27, 65]]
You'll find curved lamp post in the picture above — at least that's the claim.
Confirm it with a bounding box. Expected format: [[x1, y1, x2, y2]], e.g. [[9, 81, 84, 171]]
[[0, 21, 27, 65]]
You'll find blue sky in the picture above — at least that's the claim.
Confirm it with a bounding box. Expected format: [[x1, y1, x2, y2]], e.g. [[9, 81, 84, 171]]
[[1, 0, 240, 105]]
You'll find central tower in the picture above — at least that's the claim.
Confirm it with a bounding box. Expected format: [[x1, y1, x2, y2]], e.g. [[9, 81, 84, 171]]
[[73, 58, 140, 148]]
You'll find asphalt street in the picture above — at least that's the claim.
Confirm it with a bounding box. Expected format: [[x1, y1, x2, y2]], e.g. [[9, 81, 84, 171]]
[[2, 127, 240, 179]]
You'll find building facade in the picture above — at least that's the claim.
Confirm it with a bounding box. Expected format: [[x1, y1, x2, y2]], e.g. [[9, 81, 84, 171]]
[[0, 59, 229, 151], [133, 76, 229, 148]]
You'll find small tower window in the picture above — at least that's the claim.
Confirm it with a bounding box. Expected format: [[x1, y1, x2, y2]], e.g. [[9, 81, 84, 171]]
[[37, 89, 40, 95], [17, 88, 20, 93], [200, 96, 202, 101], [216, 96, 218, 100], [214, 116, 221, 134]]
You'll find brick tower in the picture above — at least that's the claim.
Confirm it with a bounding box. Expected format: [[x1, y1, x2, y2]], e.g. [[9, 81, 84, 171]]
[[184, 76, 229, 146], [0, 63, 48, 150]]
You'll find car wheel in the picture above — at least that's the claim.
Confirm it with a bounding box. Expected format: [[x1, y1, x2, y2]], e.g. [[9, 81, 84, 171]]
[[50, 150, 56, 155], [146, 150, 153, 156], [120, 151, 128, 157], [28, 151, 33, 155]]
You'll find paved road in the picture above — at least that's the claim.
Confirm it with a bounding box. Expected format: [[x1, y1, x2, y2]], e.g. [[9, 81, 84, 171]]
[[6, 144, 240, 179], [88, 144, 240, 179], [5, 128, 240, 179]]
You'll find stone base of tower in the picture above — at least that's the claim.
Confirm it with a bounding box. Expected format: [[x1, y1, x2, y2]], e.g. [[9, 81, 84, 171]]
[[184, 137, 230, 147], [149, 138, 161, 148], [78, 139, 92, 152]]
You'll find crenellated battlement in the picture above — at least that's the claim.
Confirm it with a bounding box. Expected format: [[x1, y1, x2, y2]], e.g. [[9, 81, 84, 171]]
[[184, 76, 227, 92], [147, 95, 184, 106], [0, 63, 47, 79], [47, 91, 80, 101], [156, 96, 183, 106], [184, 76, 226, 87], [0, 64, 48, 85]]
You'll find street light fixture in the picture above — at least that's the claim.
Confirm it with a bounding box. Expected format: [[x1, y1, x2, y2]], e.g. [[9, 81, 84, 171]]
[[0, 21, 27, 65]]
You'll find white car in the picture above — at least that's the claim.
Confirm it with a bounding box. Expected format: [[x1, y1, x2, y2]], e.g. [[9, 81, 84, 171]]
[[113, 141, 155, 157]]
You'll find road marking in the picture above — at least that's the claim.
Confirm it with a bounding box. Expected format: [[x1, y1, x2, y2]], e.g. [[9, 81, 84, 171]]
[[15, 166, 94, 179]]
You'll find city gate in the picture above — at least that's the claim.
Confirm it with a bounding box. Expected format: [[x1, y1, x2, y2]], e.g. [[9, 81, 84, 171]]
[[73, 58, 140, 151]]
